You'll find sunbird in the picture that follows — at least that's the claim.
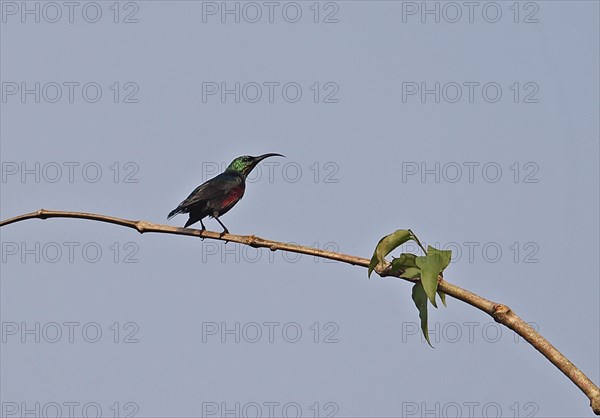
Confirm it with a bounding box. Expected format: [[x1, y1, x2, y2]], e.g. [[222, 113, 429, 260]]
[[167, 153, 284, 233]]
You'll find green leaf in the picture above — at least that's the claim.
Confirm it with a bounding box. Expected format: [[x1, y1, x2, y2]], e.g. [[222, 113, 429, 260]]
[[390, 252, 418, 275], [400, 267, 421, 279], [413, 246, 452, 307], [415, 253, 442, 307], [411, 282, 433, 348], [367, 256, 378, 278], [368, 230, 416, 277], [427, 246, 452, 272], [437, 290, 447, 307]]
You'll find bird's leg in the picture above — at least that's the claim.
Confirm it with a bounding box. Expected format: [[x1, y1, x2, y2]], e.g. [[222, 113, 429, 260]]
[[198, 220, 206, 240], [214, 216, 229, 236]]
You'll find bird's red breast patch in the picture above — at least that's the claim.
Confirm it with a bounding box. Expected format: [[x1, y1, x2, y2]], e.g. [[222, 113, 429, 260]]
[[221, 185, 245, 209]]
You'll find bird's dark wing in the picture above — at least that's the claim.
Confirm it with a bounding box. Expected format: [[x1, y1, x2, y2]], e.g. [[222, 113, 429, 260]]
[[167, 172, 243, 218]]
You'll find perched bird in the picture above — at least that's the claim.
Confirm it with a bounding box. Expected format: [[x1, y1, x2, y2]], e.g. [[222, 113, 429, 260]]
[[167, 153, 284, 233]]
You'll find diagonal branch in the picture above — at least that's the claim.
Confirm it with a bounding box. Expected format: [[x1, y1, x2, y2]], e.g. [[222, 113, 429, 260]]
[[2, 209, 599, 415]]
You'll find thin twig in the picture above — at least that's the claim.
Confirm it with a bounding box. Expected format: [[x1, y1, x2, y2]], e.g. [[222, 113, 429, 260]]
[[2, 209, 599, 415]]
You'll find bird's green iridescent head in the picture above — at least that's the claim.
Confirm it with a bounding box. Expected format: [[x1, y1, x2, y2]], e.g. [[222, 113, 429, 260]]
[[226, 153, 285, 177]]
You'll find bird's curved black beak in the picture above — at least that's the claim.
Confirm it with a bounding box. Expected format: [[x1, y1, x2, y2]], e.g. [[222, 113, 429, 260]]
[[243, 153, 285, 176], [253, 153, 285, 163]]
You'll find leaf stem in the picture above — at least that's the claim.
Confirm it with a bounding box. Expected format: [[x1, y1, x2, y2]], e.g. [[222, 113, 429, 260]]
[[409, 229, 428, 255]]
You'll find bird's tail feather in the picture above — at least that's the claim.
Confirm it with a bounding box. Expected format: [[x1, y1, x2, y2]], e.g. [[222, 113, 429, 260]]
[[167, 208, 180, 219]]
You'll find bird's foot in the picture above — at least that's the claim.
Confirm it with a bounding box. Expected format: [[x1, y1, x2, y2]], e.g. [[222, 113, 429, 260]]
[[219, 228, 229, 240]]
